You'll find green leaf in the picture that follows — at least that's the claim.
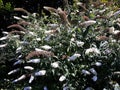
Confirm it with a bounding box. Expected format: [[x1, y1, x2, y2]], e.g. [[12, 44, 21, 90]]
[[0, 0, 4, 9], [4, 2, 12, 11]]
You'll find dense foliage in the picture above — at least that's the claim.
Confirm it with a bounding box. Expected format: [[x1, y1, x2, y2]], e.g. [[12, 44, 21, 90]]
[[0, 0, 120, 90]]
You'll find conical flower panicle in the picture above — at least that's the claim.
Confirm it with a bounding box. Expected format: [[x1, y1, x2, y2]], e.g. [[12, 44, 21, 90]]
[[43, 6, 58, 13], [9, 30, 25, 35], [26, 51, 54, 60], [14, 8, 30, 15], [7, 24, 27, 32], [0, 44, 7, 48], [57, 8, 70, 26], [18, 21, 31, 26], [45, 30, 58, 35], [44, 6, 70, 26]]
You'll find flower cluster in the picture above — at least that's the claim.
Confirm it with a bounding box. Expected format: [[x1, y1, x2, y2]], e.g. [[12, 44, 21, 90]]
[[0, 0, 120, 90]]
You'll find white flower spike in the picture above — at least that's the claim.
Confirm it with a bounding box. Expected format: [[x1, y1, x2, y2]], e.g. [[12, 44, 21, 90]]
[[21, 15, 29, 19], [76, 41, 84, 47], [51, 61, 59, 68], [29, 75, 34, 84], [109, 27, 115, 34], [27, 59, 40, 64], [8, 68, 20, 75], [59, 75, 66, 82], [13, 60, 23, 66], [0, 36, 8, 41], [24, 66, 34, 70], [35, 70, 46, 76], [16, 46, 22, 53], [0, 44, 7, 48], [41, 45, 52, 50], [12, 75, 26, 83], [92, 76, 98, 82], [2, 31, 8, 35], [47, 24, 58, 29], [24, 86, 32, 90], [13, 16, 22, 20], [85, 87, 93, 90], [113, 10, 120, 17], [68, 53, 81, 61], [95, 62, 102, 66], [82, 69, 91, 75], [35, 48, 43, 52], [81, 20, 96, 27], [85, 47, 100, 55], [43, 86, 48, 90], [89, 68, 97, 75]]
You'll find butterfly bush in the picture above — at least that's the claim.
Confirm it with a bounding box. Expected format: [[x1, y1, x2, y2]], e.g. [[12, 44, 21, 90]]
[[0, 1, 120, 90]]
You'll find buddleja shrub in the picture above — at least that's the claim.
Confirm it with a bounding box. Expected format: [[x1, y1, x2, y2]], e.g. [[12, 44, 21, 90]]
[[0, 1, 120, 90]]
